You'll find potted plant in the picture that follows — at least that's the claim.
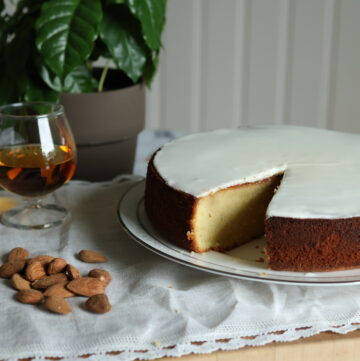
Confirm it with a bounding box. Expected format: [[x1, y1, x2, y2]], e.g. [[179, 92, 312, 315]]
[[0, 0, 167, 180]]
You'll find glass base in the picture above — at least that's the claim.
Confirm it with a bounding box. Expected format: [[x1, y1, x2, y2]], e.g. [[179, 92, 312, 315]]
[[1, 202, 69, 230]]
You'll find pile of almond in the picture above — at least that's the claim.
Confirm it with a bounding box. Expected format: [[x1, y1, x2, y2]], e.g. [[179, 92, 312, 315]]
[[0, 247, 112, 315]]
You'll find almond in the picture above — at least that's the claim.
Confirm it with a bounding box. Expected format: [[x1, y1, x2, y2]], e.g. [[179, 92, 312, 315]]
[[0, 263, 16, 278], [85, 294, 112, 314], [0, 260, 26, 278], [65, 264, 81, 280], [32, 273, 68, 289], [25, 261, 46, 281], [45, 296, 72, 314], [0, 263, 15, 278], [7, 247, 29, 263], [16, 289, 43, 304], [88, 269, 112, 286], [67, 277, 105, 297], [47, 258, 67, 275], [27, 255, 54, 266], [78, 250, 108, 263], [44, 282, 75, 298], [10, 273, 31, 291], [13, 259, 26, 272]]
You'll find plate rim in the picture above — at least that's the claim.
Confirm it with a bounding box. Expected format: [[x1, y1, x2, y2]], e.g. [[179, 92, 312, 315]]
[[117, 179, 360, 286]]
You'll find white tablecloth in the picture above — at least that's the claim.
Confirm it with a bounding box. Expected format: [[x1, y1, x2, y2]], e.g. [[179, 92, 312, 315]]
[[1, 131, 360, 361]]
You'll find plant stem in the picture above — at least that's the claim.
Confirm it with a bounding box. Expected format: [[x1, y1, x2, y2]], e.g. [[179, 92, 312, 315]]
[[98, 60, 111, 92], [86, 60, 92, 71]]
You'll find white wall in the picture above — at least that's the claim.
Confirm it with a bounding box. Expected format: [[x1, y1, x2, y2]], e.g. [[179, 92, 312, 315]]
[[146, 0, 360, 133]]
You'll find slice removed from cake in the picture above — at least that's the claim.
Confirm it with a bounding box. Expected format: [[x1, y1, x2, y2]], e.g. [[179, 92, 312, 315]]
[[188, 175, 282, 252]]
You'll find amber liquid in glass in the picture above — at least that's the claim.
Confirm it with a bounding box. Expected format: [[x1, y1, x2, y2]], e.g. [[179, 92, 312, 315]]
[[0, 144, 76, 197]]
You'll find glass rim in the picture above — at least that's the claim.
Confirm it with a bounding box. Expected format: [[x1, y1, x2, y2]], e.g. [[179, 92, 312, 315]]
[[0, 101, 64, 119]]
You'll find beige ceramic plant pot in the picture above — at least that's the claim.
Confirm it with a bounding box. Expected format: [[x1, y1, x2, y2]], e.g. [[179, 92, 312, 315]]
[[60, 80, 144, 181]]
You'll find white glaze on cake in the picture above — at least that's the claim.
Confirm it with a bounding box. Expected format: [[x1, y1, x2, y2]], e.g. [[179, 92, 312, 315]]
[[153, 126, 360, 219]]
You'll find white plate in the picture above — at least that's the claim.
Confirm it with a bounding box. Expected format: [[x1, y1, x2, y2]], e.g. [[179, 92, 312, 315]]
[[117, 180, 360, 286]]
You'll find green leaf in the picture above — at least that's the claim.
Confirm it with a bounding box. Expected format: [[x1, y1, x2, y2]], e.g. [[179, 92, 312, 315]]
[[35, 50, 97, 94], [105, 0, 125, 4], [89, 38, 112, 61], [24, 76, 59, 103], [35, 0, 102, 79], [2, 0, 41, 38], [38, 62, 63, 93], [63, 65, 98, 93], [100, 7, 146, 83], [0, 69, 16, 105], [24, 46, 60, 103], [126, 0, 166, 51], [142, 51, 159, 87], [0, 11, 35, 105], [0, 1, 24, 52], [32, 50, 63, 92]]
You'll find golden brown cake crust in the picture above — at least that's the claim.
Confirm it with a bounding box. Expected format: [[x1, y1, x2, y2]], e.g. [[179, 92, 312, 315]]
[[265, 216, 360, 271], [145, 153, 201, 252]]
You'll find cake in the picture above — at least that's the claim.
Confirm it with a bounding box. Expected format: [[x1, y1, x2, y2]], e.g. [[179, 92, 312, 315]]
[[144, 126, 360, 272]]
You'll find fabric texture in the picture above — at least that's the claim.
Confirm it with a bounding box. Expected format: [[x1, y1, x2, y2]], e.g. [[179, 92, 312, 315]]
[[1, 176, 360, 361]]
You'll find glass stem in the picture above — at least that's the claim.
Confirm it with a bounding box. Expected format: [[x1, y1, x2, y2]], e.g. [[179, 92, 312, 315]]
[[25, 198, 43, 209]]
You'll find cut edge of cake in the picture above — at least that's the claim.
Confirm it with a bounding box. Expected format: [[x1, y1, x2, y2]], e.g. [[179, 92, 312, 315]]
[[188, 175, 282, 252], [145, 152, 283, 253]]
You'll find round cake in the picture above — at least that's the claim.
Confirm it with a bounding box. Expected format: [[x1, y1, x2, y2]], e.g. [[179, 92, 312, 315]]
[[144, 126, 360, 272]]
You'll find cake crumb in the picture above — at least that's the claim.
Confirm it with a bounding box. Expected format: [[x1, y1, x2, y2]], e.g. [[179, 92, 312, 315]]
[[255, 257, 265, 263], [153, 340, 162, 347], [259, 272, 268, 277], [168, 285, 173, 288], [175, 309, 181, 313]]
